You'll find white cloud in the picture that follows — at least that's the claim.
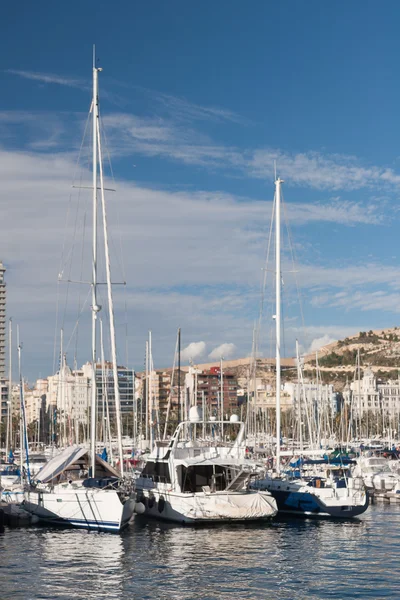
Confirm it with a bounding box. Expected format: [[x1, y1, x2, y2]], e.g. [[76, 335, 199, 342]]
[[307, 335, 337, 355], [208, 343, 237, 360], [4, 94, 400, 194], [180, 342, 207, 363], [0, 145, 398, 380]]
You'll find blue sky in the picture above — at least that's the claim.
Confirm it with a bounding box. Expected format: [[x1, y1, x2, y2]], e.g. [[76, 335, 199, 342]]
[[1, 1, 400, 381]]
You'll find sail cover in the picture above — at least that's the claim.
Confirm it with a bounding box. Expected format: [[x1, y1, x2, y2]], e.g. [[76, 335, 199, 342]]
[[36, 445, 120, 483]]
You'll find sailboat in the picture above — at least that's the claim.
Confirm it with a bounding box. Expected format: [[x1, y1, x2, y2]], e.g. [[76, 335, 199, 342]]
[[252, 177, 369, 518], [23, 51, 135, 531]]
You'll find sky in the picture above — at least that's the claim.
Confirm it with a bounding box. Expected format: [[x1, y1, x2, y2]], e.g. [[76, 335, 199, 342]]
[[2, 1, 400, 381]]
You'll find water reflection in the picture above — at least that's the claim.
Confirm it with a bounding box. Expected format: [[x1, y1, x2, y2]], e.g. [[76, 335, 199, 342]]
[[0, 528, 124, 600], [0, 506, 399, 599]]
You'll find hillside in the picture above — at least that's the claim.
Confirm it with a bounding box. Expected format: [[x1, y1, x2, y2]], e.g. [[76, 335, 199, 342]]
[[152, 328, 400, 394], [304, 327, 400, 369]]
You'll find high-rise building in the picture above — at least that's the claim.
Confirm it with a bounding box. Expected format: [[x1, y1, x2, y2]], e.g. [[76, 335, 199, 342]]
[[0, 261, 5, 378], [81, 362, 135, 416]]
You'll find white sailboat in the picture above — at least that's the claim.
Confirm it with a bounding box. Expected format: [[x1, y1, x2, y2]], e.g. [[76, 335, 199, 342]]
[[252, 177, 369, 518], [23, 51, 135, 531], [135, 408, 278, 523]]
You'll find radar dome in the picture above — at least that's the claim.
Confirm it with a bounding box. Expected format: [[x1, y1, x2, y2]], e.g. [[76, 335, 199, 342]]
[[230, 414, 240, 423], [189, 406, 202, 423]]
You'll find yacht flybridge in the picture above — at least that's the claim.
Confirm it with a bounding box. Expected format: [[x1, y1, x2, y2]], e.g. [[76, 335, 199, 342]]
[[135, 410, 278, 523]]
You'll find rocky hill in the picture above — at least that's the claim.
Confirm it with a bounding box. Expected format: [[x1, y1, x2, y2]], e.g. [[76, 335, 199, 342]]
[[300, 327, 400, 391], [304, 327, 400, 369], [182, 328, 400, 392]]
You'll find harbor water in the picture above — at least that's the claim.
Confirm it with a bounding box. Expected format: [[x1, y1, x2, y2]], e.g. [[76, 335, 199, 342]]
[[0, 503, 398, 600]]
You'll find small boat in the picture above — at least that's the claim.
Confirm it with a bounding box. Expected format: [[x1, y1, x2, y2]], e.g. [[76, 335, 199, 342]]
[[353, 455, 400, 492], [253, 464, 369, 518], [134, 410, 278, 523], [0, 462, 20, 488], [0, 462, 24, 505]]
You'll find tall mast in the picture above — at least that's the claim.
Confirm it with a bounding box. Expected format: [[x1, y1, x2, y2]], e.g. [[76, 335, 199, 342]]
[[178, 327, 181, 423], [96, 79, 124, 476], [17, 326, 23, 477], [275, 177, 283, 474], [296, 340, 304, 454], [149, 331, 153, 449], [90, 47, 101, 477], [220, 356, 224, 440], [6, 317, 12, 456]]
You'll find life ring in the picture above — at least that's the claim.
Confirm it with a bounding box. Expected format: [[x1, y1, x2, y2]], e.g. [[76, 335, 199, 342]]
[[158, 496, 166, 513]]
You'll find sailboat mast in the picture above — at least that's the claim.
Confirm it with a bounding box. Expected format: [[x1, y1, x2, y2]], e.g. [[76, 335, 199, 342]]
[[149, 331, 154, 450], [90, 48, 100, 477], [6, 317, 12, 457], [275, 177, 283, 474], [17, 326, 23, 477], [96, 96, 124, 477], [178, 327, 181, 423]]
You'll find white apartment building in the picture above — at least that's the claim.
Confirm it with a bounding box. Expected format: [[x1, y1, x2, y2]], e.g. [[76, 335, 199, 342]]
[[24, 378, 48, 425], [244, 379, 293, 412], [47, 363, 90, 426], [346, 367, 400, 417], [284, 381, 338, 416]]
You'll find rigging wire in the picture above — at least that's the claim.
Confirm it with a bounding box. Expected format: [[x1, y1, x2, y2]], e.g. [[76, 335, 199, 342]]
[[53, 109, 92, 374], [281, 189, 306, 333]]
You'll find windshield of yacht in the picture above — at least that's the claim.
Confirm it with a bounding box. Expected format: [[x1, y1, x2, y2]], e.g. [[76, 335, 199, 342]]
[[367, 458, 390, 472]]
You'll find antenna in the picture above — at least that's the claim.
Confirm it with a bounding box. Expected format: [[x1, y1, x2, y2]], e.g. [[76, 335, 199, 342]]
[[274, 160, 277, 182], [93, 44, 95, 68]]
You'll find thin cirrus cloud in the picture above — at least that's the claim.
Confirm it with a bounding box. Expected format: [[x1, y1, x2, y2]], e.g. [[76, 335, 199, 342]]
[[6, 69, 86, 88], [7, 68, 400, 192], [146, 88, 250, 125], [311, 289, 400, 314], [97, 113, 400, 192], [6, 69, 247, 125]]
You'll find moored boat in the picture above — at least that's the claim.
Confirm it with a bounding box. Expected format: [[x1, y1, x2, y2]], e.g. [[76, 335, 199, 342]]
[[135, 412, 278, 523]]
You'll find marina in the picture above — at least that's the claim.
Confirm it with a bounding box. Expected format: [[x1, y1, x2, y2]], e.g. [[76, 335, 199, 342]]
[[3, 2, 400, 599]]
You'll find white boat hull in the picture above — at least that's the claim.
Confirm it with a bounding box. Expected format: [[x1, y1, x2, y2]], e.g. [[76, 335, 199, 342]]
[[135, 485, 277, 523], [24, 486, 135, 532]]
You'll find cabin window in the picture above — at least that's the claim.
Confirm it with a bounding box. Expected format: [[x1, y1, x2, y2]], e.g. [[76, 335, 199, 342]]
[[181, 465, 227, 493], [141, 461, 171, 483]]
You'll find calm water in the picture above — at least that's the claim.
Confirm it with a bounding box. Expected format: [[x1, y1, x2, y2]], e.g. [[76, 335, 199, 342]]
[[0, 504, 398, 600]]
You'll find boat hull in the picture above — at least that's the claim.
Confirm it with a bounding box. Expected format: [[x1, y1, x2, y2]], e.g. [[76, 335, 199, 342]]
[[253, 477, 369, 518], [135, 485, 278, 524], [269, 487, 369, 518], [23, 487, 135, 532]]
